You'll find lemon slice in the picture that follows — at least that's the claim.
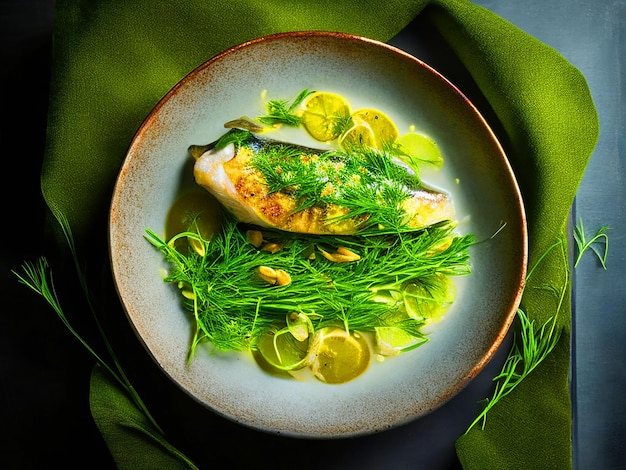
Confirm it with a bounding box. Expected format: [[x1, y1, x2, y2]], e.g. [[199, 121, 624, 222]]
[[338, 118, 377, 150], [348, 108, 399, 150], [308, 327, 371, 384], [165, 191, 222, 256], [374, 326, 423, 357], [396, 133, 444, 168], [300, 91, 351, 142]]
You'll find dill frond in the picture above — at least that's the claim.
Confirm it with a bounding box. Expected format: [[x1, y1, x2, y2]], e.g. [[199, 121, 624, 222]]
[[257, 88, 312, 127], [147, 213, 474, 360], [465, 236, 568, 434], [573, 218, 609, 269]]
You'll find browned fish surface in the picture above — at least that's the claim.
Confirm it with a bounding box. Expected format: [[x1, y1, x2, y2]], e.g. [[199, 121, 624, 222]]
[[192, 129, 454, 234]]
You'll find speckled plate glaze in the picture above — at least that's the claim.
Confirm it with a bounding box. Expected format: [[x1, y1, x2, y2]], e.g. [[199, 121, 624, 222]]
[[109, 31, 527, 438]]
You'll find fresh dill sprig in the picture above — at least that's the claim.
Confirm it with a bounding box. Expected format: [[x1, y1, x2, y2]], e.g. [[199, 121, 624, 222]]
[[465, 308, 562, 433], [573, 217, 610, 269], [257, 89, 312, 127], [13, 208, 198, 470], [250, 143, 329, 211], [14, 257, 117, 376], [146, 213, 474, 359], [465, 237, 567, 434]]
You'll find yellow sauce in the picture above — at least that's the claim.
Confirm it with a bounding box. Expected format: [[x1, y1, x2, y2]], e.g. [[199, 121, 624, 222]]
[[165, 190, 222, 254]]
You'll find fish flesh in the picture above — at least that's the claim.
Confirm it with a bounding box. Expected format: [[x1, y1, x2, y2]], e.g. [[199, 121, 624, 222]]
[[192, 129, 454, 235]]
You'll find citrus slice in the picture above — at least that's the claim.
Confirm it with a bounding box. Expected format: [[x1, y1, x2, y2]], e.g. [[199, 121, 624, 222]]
[[374, 326, 424, 357], [338, 118, 377, 150], [165, 191, 222, 256], [396, 133, 444, 168], [299, 91, 351, 142], [403, 274, 456, 322], [307, 327, 371, 384], [255, 326, 310, 372], [348, 108, 399, 150]]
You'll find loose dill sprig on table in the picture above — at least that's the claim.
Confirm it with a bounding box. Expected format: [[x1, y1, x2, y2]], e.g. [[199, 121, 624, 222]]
[[465, 236, 569, 434], [573, 217, 610, 269], [466, 216, 611, 433], [145, 213, 474, 361], [13, 208, 198, 469]]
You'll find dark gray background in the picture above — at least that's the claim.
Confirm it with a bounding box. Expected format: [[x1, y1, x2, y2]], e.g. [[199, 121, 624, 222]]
[[1, 1, 624, 468]]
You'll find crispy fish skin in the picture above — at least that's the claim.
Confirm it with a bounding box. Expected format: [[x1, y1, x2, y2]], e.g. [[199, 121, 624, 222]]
[[192, 130, 454, 235]]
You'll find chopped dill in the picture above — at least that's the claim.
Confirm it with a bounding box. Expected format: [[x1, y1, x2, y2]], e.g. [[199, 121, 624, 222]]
[[224, 128, 427, 233]]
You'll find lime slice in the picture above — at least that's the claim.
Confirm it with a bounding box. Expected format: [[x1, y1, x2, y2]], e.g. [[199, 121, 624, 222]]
[[374, 326, 423, 357], [348, 108, 399, 150], [308, 327, 371, 384], [165, 191, 222, 256], [403, 274, 456, 322], [396, 133, 444, 169], [255, 326, 310, 372], [300, 91, 351, 142]]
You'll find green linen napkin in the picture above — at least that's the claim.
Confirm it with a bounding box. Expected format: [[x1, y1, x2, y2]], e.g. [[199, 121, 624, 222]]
[[41, 0, 598, 468]]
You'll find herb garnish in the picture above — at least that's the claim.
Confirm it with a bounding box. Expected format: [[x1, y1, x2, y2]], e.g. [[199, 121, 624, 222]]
[[146, 213, 474, 361], [224, 128, 428, 234], [257, 88, 312, 127], [573, 217, 610, 269]]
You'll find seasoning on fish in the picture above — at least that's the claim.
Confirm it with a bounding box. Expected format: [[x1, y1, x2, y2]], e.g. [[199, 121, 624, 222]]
[[192, 129, 453, 235]]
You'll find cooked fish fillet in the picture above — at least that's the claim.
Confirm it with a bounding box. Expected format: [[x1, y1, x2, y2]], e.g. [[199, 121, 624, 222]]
[[192, 129, 454, 235]]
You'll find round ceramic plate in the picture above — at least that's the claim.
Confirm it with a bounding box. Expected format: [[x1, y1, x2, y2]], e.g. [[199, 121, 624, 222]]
[[109, 31, 527, 438]]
